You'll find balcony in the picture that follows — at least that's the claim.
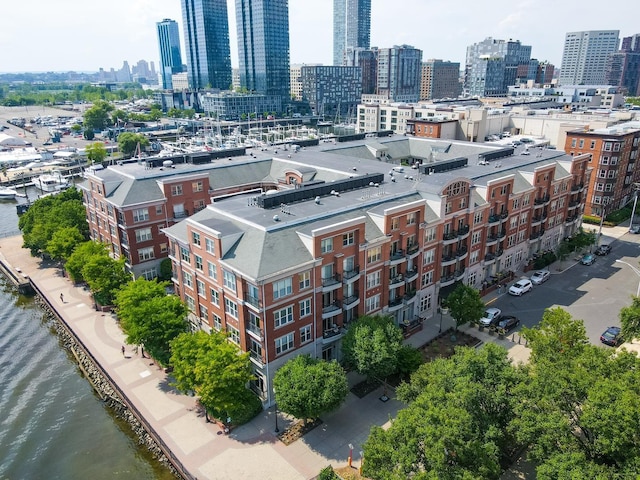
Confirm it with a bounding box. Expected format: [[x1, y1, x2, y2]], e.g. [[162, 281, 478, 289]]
[[534, 195, 550, 206], [571, 183, 584, 193], [455, 268, 466, 281], [406, 243, 420, 258], [322, 325, 345, 343], [440, 274, 456, 287], [568, 200, 579, 210], [322, 273, 341, 292], [244, 293, 262, 310], [531, 215, 543, 226], [495, 248, 504, 259], [486, 235, 498, 246], [441, 254, 456, 266], [246, 323, 263, 340], [529, 229, 544, 242], [485, 253, 496, 265], [455, 246, 468, 260], [500, 211, 509, 220], [404, 266, 419, 283], [457, 225, 470, 239], [322, 300, 342, 319], [342, 265, 360, 283], [249, 350, 264, 366], [565, 215, 577, 224], [403, 289, 417, 301], [442, 232, 458, 245], [389, 273, 404, 288], [388, 297, 403, 311], [488, 214, 501, 226], [389, 249, 407, 265], [343, 292, 360, 309]]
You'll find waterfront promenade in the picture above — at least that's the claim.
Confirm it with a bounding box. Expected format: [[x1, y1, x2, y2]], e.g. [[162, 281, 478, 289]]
[[9, 226, 631, 479]]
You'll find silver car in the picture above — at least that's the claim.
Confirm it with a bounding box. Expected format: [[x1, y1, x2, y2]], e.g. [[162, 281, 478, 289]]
[[530, 270, 550, 285]]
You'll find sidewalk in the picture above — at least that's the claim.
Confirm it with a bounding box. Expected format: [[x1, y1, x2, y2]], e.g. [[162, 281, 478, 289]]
[[0, 222, 632, 480]]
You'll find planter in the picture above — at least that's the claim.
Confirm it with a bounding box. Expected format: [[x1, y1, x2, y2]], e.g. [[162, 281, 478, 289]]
[[478, 325, 485, 332]]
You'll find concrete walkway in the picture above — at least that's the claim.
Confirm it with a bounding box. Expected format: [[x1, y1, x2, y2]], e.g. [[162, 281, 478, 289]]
[[0, 222, 632, 480]]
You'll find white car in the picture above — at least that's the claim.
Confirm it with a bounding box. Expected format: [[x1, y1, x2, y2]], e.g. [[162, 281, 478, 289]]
[[480, 307, 502, 327], [530, 270, 550, 285], [509, 279, 533, 296]]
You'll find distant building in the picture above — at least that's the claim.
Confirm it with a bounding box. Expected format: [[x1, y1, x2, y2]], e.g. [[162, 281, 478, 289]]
[[171, 72, 189, 92], [236, 0, 290, 106], [376, 45, 422, 102], [420, 60, 461, 100], [465, 37, 532, 97], [605, 34, 640, 96], [300, 66, 362, 119], [157, 18, 184, 89], [181, 0, 232, 90], [559, 30, 619, 86], [344, 47, 377, 95], [333, 0, 371, 66], [199, 92, 282, 120]]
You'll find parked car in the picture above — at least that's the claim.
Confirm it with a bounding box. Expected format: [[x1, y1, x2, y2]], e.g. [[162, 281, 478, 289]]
[[480, 307, 502, 327], [496, 315, 520, 332], [530, 270, 550, 285], [630, 225, 640, 234], [600, 326, 622, 346], [581, 253, 596, 265], [520, 137, 534, 143], [595, 244, 611, 255], [508, 279, 533, 296]]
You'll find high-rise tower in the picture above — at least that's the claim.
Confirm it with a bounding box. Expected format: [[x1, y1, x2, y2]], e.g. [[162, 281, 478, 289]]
[[181, 0, 232, 90], [559, 30, 619, 85], [236, 0, 290, 101], [333, 0, 371, 66], [157, 19, 183, 89]]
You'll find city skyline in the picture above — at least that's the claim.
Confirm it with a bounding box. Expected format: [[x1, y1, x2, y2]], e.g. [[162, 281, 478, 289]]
[[2, 0, 637, 74]]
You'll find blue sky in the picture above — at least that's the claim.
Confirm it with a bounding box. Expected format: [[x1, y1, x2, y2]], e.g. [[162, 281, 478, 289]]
[[1, 0, 636, 73]]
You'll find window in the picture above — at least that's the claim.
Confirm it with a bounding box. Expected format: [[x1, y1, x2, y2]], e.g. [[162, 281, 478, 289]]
[[210, 313, 222, 331], [160, 243, 168, 254], [507, 234, 515, 248], [342, 232, 355, 246], [273, 277, 293, 300], [155, 205, 163, 215], [367, 246, 381, 264], [210, 288, 220, 306], [180, 247, 190, 263], [520, 212, 528, 225], [224, 298, 238, 318], [510, 216, 518, 229], [365, 294, 380, 313], [185, 295, 195, 312], [571, 138, 577, 147], [199, 305, 208, 323], [205, 238, 215, 255], [138, 246, 155, 261], [471, 231, 482, 245], [192, 232, 201, 246], [171, 184, 183, 196], [300, 325, 312, 344], [274, 306, 294, 327], [424, 227, 436, 243], [366, 270, 381, 289], [135, 227, 152, 243], [223, 270, 236, 292], [601, 156, 609, 165], [197, 279, 206, 297], [512, 198, 519, 209], [194, 255, 203, 271], [299, 298, 311, 318], [590, 140, 596, 149], [474, 211, 483, 224], [421, 270, 433, 286], [183, 271, 193, 288], [578, 139, 584, 148], [460, 197, 466, 209], [207, 261, 218, 281], [321, 237, 333, 254], [522, 195, 530, 207], [298, 271, 310, 289], [132, 208, 149, 223], [192, 180, 203, 192], [419, 294, 432, 312], [470, 250, 479, 264], [275, 332, 295, 355], [140, 267, 157, 281], [423, 248, 435, 265], [227, 325, 239, 345], [406, 212, 416, 225], [391, 217, 400, 230]]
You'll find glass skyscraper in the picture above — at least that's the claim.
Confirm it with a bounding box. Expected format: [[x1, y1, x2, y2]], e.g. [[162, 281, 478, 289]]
[[333, 0, 371, 66], [236, 0, 290, 102], [560, 30, 620, 86], [157, 19, 183, 90], [181, 0, 232, 90]]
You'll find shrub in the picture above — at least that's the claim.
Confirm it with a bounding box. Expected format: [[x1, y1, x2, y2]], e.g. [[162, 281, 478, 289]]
[[582, 214, 601, 225], [396, 345, 423, 377], [212, 389, 263, 426], [318, 466, 339, 480]]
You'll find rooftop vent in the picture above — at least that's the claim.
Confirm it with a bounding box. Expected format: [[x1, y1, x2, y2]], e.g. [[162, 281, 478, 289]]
[[315, 196, 321, 204], [273, 215, 280, 222], [162, 160, 173, 168]]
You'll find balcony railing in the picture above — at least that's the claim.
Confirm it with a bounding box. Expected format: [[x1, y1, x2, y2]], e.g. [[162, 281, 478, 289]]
[[323, 325, 344, 339], [244, 293, 262, 309], [388, 297, 403, 308], [500, 211, 509, 220], [534, 195, 550, 205], [389, 273, 404, 287], [247, 323, 263, 338], [404, 266, 419, 282], [455, 246, 468, 258], [488, 214, 501, 224], [457, 225, 470, 237], [529, 229, 545, 241], [322, 300, 341, 314], [322, 273, 341, 287], [403, 289, 417, 301], [342, 265, 360, 281], [406, 243, 420, 256], [343, 292, 359, 308], [443, 231, 457, 241], [389, 249, 405, 261], [571, 183, 584, 192], [250, 350, 264, 365], [497, 229, 507, 240]]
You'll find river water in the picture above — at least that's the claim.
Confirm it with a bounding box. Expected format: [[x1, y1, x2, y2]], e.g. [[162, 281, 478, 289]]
[[0, 190, 174, 480]]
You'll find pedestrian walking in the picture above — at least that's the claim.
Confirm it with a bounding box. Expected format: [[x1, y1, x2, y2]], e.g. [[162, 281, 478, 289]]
[[121, 345, 125, 357], [60, 293, 64, 302], [141, 346, 145, 358]]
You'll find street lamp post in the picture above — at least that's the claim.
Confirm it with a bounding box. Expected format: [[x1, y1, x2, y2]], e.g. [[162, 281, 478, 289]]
[[439, 306, 449, 333], [615, 259, 640, 297], [273, 388, 279, 433], [359, 450, 364, 475], [348, 443, 354, 468]]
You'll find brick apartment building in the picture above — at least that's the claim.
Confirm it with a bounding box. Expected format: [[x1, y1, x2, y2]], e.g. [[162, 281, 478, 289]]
[[564, 121, 640, 217], [143, 137, 590, 405]]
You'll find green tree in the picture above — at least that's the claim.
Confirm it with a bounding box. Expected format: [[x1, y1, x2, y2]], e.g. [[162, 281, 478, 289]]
[[116, 278, 188, 366], [82, 255, 131, 306], [342, 315, 403, 394], [443, 283, 485, 330], [117, 131, 150, 157], [619, 295, 640, 341], [83, 100, 113, 131], [170, 330, 256, 422], [85, 141, 107, 165], [18, 188, 88, 256], [65, 241, 109, 283], [46, 226, 85, 262], [273, 355, 348, 425], [365, 343, 523, 479]]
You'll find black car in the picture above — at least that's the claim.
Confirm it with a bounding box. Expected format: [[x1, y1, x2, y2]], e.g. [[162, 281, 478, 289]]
[[595, 244, 611, 255], [496, 315, 520, 332], [600, 326, 622, 346]]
